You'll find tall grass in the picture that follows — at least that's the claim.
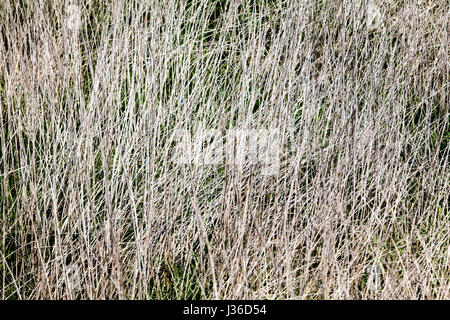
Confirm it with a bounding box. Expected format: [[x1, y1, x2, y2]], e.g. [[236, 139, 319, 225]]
[[0, 0, 448, 299]]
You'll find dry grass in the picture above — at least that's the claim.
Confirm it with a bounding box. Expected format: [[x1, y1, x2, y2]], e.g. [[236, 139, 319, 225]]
[[0, 0, 448, 299]]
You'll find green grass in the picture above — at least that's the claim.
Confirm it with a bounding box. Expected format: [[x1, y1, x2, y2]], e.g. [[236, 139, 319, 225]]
[[0, 0, 448, 299]]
